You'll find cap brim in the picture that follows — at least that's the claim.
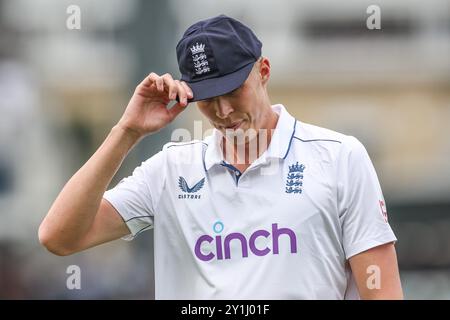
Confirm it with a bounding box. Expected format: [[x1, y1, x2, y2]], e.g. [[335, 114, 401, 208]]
[[186, 62, 255, 102]]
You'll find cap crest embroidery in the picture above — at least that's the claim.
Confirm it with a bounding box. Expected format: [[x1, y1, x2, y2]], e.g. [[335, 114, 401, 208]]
[[190, 42, 210, 75]]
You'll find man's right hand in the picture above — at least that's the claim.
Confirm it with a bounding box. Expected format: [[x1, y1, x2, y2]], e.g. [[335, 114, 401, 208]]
[[117, 72, 193, 139], [39, 72, 193, 256]]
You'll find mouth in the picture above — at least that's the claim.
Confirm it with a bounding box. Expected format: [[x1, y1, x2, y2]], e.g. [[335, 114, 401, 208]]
[[222, 120, 243, 130]]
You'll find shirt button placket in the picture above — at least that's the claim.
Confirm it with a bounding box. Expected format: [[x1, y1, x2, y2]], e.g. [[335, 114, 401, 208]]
[[235, 170, 240, 185]]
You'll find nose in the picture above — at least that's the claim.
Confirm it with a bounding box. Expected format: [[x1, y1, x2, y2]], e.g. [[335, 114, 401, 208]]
[[215, 98, 234, 119]]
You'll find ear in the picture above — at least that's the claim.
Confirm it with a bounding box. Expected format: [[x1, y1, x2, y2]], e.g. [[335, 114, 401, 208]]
[[258, 57, 270, 85]]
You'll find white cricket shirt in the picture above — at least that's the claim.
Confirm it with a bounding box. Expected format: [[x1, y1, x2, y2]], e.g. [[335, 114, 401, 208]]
[[103, 104, 397, 299]]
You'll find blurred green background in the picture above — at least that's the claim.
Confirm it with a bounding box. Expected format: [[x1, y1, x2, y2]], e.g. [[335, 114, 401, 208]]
[[0, 0, 449, 299]]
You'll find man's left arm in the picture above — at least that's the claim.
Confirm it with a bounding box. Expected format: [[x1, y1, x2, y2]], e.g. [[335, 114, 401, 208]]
[[349, 242, 403, 299]]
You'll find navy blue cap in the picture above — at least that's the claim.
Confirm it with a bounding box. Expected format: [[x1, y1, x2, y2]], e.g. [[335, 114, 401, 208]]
[[176, 14, 262, 102]]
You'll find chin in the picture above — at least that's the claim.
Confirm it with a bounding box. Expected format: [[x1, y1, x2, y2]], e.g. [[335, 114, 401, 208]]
[[223, 126, 259, 145]]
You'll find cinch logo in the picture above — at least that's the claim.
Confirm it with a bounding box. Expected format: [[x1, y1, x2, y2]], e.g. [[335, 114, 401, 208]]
[[194, 222, 298, 262]]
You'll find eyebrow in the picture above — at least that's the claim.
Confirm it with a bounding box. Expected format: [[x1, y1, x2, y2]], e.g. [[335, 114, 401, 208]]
[[226, 85, 243, 96]]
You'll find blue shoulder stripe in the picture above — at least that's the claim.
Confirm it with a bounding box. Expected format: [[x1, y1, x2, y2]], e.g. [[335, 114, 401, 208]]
[[293, 136, 342, 144]]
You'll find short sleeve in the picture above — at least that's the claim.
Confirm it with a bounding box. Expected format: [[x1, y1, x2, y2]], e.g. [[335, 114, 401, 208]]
[[103, 150, 166, 241], [337, 136, 397, 259]]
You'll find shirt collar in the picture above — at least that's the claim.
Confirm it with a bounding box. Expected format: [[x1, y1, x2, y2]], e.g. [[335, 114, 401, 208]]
[[204, 104, 297, 171]]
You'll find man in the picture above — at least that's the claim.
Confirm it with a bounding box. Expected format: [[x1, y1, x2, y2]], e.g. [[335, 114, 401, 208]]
[[39, 15, 403, 299]]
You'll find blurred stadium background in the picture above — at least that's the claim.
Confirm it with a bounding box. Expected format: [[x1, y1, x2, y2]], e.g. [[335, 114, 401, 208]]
[[0, 0, 449, 299]]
